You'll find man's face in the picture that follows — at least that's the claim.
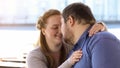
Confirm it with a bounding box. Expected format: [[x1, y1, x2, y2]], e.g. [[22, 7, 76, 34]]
[[61, 17, 74, 45]]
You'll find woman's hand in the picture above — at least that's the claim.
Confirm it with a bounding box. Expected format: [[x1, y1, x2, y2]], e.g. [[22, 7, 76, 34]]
[[89, 22, 107, 36], [67, 49, 82, 66]]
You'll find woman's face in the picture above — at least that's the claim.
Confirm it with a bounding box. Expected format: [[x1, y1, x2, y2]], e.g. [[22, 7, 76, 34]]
[[42, 15, 62, 52]]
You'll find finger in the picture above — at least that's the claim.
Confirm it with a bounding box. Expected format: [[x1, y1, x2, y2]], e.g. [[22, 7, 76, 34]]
[[73, 53, 82, 59], [93, 24, 104, 34], [72, 59, 79, 64], [90, 23, 104, 35], [90, 23, 99, 32], [74, 58, 80, 62], [100, 26, 105, 31], [93, 27, 100, 34], [74, 50, 82, 55], [74, 56, 82, 60], [89, 24, 98, 36], [73, 55, 82, 63], [73, 56, 81, 61], [96, 23, 105, 32], [74, 50, 82, 53], [97, 22, 106, 31], [72, 50, 82, 58], [72, 54, 82, 64]]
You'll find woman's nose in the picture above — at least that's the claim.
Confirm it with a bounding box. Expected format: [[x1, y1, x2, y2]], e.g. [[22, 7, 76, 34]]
[[58, 27, 62, 33]]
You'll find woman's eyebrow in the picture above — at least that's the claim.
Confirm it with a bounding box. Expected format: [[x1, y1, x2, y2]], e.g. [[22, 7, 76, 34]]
[[52, 24, 60, 26]]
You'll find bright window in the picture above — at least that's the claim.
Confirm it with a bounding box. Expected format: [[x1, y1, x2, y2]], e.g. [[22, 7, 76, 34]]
[[0, 0, 120, 24]]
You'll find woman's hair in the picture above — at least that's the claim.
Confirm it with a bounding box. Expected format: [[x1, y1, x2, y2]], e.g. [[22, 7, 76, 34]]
[[36, 9, 67, 68]]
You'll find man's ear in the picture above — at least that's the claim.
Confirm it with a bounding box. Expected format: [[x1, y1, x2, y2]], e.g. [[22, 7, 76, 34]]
[[41, 28, 45, 35], [68, 16, 75, 27]]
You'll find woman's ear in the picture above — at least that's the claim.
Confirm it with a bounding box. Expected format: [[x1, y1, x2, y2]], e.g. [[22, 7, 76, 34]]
[[41, 28, 45, 35]]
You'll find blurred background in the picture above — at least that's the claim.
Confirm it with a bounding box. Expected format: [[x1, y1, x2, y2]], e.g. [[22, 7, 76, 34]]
[[0, 0, 120, 68]]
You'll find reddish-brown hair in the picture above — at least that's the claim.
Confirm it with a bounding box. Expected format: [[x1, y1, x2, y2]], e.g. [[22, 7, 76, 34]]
[[36, 9, 67, 68]]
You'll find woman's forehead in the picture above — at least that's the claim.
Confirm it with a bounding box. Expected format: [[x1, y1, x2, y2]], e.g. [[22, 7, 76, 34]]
[[47, 15, 61, 25]]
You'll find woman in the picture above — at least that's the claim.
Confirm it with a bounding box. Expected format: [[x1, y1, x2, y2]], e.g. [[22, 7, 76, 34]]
[[26, 9, 106, 68]]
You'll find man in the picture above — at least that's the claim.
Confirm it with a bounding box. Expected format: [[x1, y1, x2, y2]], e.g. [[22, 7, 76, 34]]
[[61, 2, 120, 68]]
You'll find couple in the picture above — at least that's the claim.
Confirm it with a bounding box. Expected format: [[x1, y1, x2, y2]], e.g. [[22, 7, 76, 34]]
[[27, 2, 120, 68]]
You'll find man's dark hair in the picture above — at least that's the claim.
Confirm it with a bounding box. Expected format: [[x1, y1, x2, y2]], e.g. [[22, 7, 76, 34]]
[[62, 2, 96, 25]]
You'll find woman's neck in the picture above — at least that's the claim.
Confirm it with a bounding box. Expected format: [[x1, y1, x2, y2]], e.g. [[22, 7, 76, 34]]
[[47, 41, 62, 53], [51, 51, 61, 66]]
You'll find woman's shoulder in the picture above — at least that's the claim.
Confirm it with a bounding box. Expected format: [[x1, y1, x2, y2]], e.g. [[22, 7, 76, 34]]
[[27, 46, 46, 60], [26, 46, 48, 68], [30, 46, 42, 54]]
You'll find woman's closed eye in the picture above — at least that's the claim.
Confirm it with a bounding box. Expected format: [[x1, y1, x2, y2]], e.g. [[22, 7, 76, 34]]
[[51, 26, 59, 29]]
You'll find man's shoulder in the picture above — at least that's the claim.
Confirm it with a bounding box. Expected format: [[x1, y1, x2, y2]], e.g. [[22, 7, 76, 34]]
[[92, 31, 117, 40], [87, 31, 119, 49]]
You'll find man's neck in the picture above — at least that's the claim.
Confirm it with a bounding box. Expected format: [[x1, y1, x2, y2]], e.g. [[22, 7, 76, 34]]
[[73, 24, 90, 45]]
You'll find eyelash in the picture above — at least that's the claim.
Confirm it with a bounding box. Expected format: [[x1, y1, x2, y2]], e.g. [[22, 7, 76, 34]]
[[52, 27, 58, 29]]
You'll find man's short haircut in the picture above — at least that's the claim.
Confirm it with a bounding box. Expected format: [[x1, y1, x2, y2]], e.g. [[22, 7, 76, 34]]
[[62, 2, 96, 25]]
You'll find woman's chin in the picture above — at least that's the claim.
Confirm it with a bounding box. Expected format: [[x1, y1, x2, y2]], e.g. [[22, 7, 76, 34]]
[[56, 40, 62, 44], [55, 38, 62, 43]]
